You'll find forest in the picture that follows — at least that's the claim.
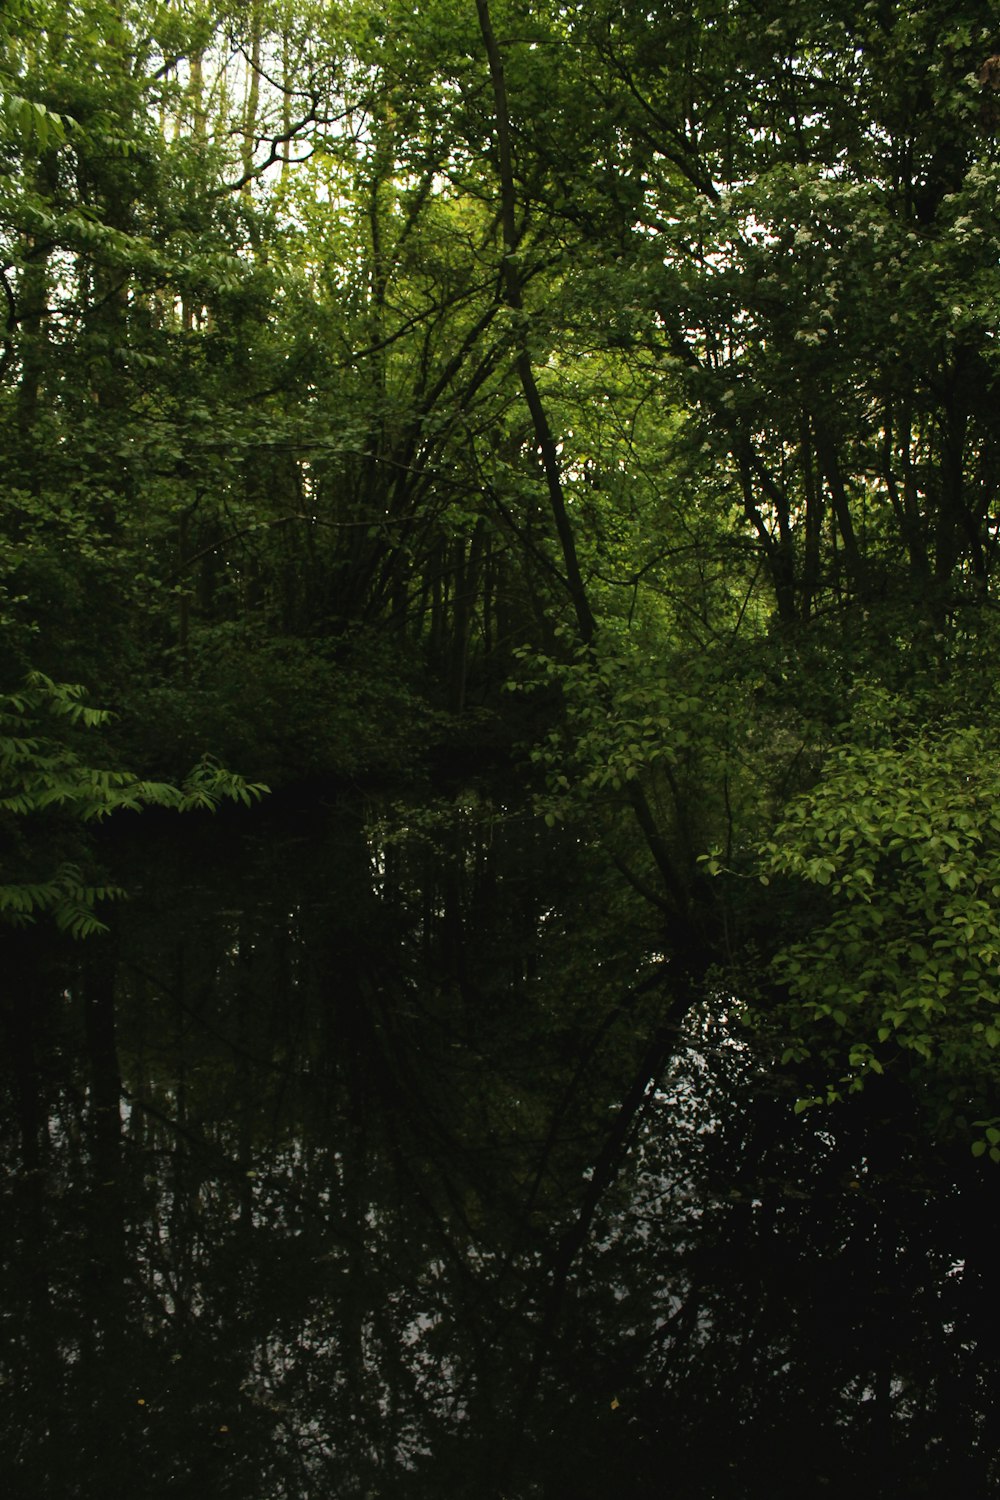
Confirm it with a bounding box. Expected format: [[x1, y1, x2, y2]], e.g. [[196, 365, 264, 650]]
[[3, 1, 1000, 1496]]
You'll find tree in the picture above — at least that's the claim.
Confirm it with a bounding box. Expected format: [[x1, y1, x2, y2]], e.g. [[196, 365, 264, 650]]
[[756, 693, 1000, 1138], [3, 0, 1000, 1142], [0, 672, 265, 937]]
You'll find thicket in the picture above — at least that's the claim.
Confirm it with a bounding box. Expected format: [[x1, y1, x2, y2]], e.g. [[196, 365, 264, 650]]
[[3, 0, 1000, 1140]]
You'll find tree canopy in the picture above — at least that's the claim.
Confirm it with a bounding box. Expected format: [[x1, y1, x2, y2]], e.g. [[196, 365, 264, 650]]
[[3, 0, 1000, 1142]]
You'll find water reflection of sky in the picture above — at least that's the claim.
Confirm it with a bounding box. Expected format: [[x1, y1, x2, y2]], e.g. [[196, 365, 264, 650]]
[[2, 806, 999, 1497]]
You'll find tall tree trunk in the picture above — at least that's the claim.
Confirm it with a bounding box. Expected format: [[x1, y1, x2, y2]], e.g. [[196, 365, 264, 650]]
[[474, 0, 693, 922], [474, 0, 596, 645], [14, 152, 58, 487], [241, 1, 263, 188]]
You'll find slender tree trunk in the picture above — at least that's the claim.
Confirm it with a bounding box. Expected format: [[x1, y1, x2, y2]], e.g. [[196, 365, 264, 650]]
[[474, 0, 596, 645], [242, 1, 263, 189], [814, 425, 864, 598], [474, 0, 695, 922], [15, 152, 58, 487]]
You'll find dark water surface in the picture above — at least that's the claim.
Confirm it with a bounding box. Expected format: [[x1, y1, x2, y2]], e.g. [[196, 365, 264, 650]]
[[3, 795, 1000, 1498]]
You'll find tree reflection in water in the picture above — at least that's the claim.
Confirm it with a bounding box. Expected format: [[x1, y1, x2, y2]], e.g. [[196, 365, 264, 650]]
[[2, 796, 999, 1498]]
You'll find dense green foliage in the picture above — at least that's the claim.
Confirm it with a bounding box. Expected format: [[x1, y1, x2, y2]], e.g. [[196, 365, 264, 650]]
[[761, 703, 1000, 1124], [0, 671, 266, 934], [3, 0, 1000, 1140]]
